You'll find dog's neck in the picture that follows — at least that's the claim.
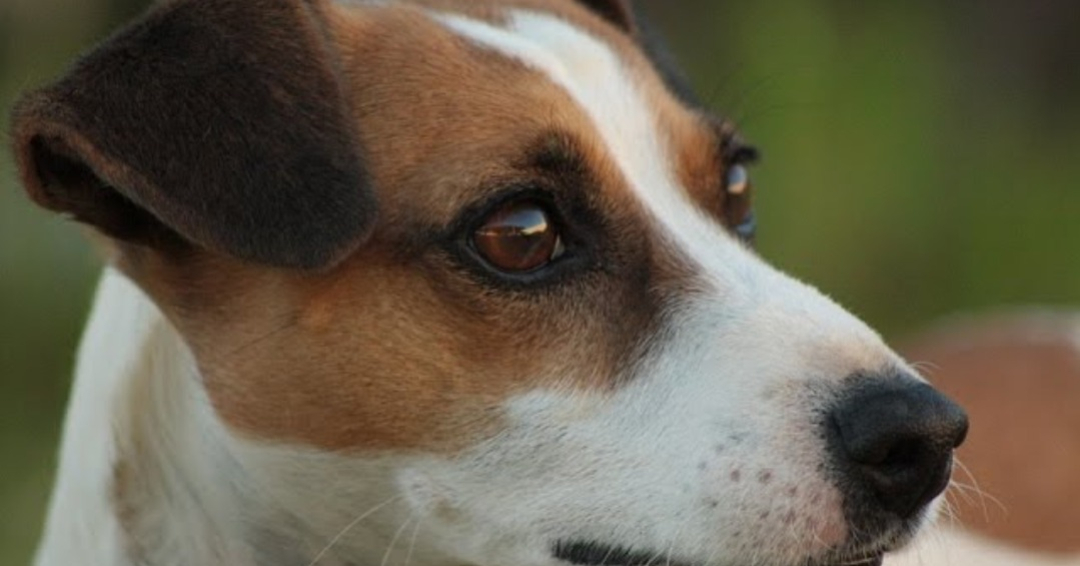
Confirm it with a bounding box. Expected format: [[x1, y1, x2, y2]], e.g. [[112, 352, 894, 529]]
[[34, 269, 429, 566]]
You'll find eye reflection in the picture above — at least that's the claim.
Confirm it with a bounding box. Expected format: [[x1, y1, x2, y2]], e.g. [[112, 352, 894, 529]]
[[472, 201, 564, 273], [726, 164, 749, 196], [723, 164, 755, 243]]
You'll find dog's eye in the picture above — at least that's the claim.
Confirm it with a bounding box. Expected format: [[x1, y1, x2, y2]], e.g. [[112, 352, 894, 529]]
[[472, 200, 565, 273], [724, 163, 756, 243]]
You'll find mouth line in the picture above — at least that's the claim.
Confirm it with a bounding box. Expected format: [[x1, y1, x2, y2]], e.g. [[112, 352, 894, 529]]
[[553, 540, 885, 566], [553, 541, 694, 566], [810, 556, 883, 566]]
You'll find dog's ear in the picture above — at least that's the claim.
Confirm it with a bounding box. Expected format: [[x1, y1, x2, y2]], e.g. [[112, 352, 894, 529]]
[[10, 0, 373, 270], [575, 0, 636, 33]]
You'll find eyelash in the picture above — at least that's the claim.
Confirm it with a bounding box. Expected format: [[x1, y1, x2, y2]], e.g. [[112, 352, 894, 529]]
[[722, 136, 760, 167]]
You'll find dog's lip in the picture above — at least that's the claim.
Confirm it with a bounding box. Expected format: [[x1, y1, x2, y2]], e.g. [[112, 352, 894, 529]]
[[816, 554, 884, 566], [810, 548, 888, 566], [552, 540, 694, 566], [553, 540, 885, 566], [851, 555, 884, 566]]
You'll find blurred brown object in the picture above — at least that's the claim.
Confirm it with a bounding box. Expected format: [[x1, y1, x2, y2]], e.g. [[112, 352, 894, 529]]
[[901, 311, 1080, 555]]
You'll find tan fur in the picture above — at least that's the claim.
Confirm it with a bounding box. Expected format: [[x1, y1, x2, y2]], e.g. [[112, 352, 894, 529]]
[[99, 2, 731, 451]]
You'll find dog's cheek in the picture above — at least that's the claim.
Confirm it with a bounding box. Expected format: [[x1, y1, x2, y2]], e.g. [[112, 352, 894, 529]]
[[397, 468, 476, 530], [396, 466, 551, 566]]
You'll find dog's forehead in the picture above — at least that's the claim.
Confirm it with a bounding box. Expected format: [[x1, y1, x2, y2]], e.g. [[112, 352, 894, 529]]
[[328, 1, 733, 257], [423, 6, 761, 285]]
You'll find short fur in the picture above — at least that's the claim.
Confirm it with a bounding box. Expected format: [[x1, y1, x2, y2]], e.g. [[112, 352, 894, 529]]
[[11, 1, 965, 566]]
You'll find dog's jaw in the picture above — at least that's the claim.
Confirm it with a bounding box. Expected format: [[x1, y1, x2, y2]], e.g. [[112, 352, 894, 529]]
[[34, 270, 430, 566]]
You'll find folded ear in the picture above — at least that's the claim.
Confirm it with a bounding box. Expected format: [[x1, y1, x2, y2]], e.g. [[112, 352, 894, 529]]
[[10, 0, 374, 270]]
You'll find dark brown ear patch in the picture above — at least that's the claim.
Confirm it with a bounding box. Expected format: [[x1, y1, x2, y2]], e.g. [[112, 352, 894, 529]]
[[24, 132, 186, 250], [10, 0, 374, 269]]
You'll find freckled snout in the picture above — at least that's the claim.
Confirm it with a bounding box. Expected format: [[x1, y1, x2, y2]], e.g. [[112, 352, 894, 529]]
[[828, 376, 969, 520]]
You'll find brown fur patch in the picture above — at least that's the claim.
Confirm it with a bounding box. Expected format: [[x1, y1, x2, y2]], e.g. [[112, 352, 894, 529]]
[[128, 2, 711, 451], [901, 314, 1080, 553], [18, 0, 728, 452]]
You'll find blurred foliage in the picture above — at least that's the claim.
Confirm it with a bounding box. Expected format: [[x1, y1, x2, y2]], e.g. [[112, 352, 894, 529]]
[[1, 0, 1078, 563]]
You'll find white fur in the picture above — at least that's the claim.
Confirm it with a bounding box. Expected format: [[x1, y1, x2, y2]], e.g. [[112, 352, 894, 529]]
[[38, 7, 957, 566], [418, 10, 911, 566], [34, 270, 258, 566], [35, 270, 142, 566], [34, 271, 431, 566]]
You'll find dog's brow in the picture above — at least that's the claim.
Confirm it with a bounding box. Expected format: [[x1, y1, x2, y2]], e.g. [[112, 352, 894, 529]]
[[524, 132, 589, 177], [707, 119, 759, 167], [721, 135, 760, 167]]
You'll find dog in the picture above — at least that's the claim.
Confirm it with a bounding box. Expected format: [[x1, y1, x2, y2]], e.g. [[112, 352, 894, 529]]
[[10, 1, 968, 565]]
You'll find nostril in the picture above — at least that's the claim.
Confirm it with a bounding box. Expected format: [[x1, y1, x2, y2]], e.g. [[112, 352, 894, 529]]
[[875, 438, 924, 470], [859, 437, 950, 503], [838, 418, 927, 469]]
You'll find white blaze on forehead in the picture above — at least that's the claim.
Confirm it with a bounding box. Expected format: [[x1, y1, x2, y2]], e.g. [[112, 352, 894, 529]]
[[435, 8, 887, 354], [434, 11, 757, 286]]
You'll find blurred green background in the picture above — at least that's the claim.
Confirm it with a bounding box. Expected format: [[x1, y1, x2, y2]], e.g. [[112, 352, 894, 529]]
[[1, 0, 1078, 562]]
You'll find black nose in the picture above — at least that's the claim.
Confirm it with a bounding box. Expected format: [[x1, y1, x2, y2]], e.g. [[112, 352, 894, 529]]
[[828, 377, 968, 519]]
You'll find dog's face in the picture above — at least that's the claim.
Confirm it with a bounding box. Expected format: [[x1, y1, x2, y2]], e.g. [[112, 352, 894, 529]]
[[11, 1, 967, 565]]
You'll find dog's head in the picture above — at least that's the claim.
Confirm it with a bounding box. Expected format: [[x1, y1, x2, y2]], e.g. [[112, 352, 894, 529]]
[[11, 0, 967, 565]]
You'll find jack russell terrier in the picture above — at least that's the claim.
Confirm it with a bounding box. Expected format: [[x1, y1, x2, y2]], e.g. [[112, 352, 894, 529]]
[[10, 1, 968, 565]]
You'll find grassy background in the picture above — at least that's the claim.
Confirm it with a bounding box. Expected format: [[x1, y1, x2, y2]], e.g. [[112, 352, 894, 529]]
[[1, 0, 1078, 562]]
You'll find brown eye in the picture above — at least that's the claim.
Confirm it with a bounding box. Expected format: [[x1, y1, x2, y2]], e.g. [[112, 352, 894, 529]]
[[472, 200, 564, 273]]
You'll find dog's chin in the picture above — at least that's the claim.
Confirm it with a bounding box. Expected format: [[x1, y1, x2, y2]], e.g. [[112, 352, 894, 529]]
[[552, 539, 898, 566]]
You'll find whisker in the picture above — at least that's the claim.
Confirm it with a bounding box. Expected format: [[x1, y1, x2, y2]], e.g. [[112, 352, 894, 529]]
[[945, 480, 978, 507], [207, 312, 299, 365], [305, 495, 402, 566], [937, 496, 958, 528], [948, 480, 1006, 519], [404, 515, 423, 566], [952, 458, 1006, 518], [600, 541, 618, 566], [908, 360, 941, 377], [641, 549, 663, 566], [381, 515, 414, 566]]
